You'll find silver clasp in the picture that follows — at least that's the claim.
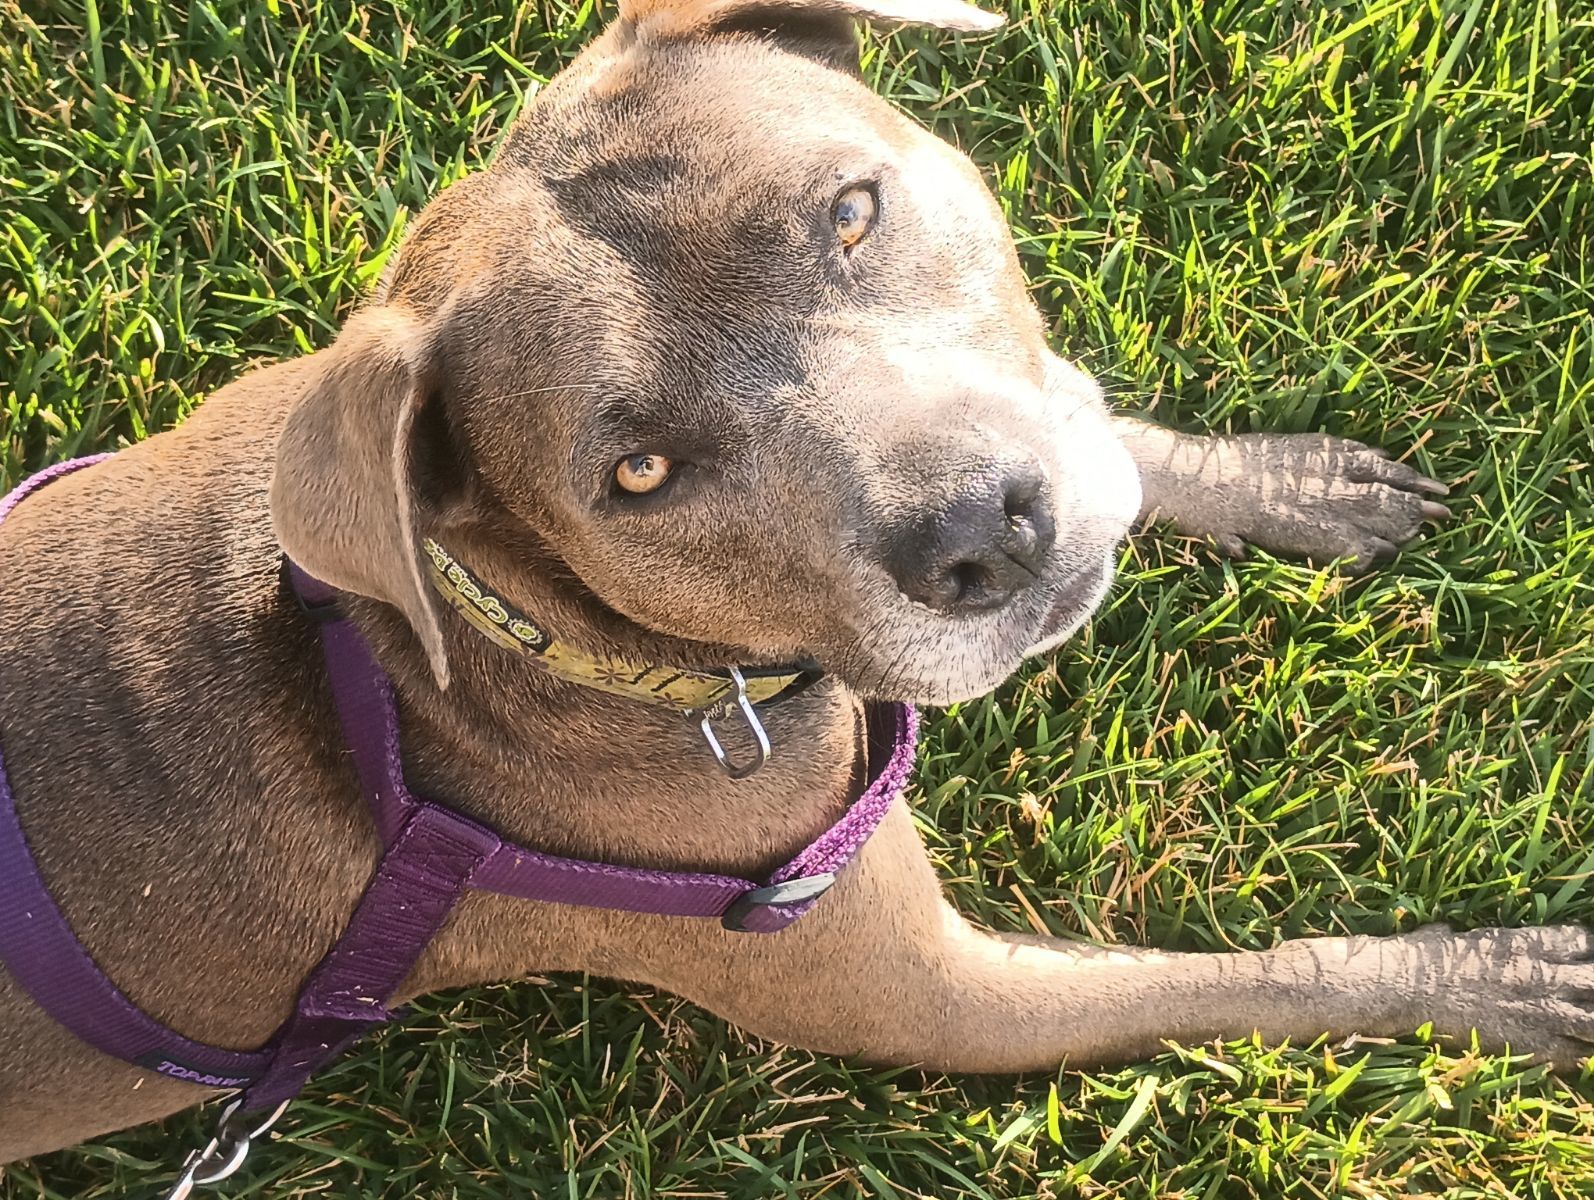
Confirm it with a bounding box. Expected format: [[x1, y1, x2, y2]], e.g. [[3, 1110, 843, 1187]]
[[697, 666, 771, 780], [161, 1097, 290, 1200]]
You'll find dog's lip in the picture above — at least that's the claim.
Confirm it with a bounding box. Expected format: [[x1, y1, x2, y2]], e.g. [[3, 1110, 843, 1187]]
[[1033, 561, 1111, 641]]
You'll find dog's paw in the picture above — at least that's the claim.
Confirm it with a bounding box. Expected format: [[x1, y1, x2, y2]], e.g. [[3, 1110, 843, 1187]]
[[1413, 924, 1594, 1071], [1200, 433, 1450, 570]]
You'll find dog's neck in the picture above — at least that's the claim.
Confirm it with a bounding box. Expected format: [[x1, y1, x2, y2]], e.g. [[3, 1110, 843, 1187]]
[[341, 515, 868, 882]]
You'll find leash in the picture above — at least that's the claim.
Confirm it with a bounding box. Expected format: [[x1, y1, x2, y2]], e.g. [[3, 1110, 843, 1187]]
[[0, 454, 917, 1197]]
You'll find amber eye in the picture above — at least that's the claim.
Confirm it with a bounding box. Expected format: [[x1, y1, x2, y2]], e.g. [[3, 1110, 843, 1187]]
[[614, 453, 674, 495], [833, 185, 878, 250]]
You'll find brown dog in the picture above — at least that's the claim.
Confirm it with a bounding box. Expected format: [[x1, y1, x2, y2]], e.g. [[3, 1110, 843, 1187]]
[[2, 0, 1588, 1167]]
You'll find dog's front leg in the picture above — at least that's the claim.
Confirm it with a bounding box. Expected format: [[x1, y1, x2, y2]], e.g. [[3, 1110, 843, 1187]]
[[1109, 417, 1452, 568], [647, 809, 1594, 1072], [939, 922, 1594, 1072]]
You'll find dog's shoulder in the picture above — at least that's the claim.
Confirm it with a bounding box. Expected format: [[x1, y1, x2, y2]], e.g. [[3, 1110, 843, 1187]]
[[2, 358, 308, 642], [0, 353, 340, 825]]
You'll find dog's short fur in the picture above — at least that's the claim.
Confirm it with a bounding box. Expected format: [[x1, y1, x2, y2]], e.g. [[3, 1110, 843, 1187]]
[[3, 0, 1588, 1166]]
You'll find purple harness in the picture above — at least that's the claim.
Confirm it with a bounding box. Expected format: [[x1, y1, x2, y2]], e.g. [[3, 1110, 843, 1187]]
[[0, 456, 917, 1117]]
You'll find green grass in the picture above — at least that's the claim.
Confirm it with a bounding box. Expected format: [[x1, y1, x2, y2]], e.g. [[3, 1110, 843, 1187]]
[[3, 0, 1594, 1195]]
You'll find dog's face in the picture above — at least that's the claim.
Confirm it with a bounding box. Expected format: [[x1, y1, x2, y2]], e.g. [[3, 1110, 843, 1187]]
[[273, 0, 1141, 705]]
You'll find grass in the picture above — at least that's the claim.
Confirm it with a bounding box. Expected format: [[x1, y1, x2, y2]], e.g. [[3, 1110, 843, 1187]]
[[3, 0, 1593, 1195]]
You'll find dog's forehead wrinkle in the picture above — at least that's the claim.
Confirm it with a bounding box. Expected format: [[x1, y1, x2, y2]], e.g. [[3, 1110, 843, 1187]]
[[539, 173, 819, 344], [586, 389, 743, 450]]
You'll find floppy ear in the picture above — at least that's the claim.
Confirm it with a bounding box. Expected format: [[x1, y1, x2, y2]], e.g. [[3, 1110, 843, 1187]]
[[620, 0, 1004, 39], [270, 306, 453, 689]]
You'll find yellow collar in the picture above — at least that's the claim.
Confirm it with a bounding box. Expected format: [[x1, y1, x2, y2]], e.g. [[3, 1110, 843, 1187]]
[[421, 539, 818, 718]]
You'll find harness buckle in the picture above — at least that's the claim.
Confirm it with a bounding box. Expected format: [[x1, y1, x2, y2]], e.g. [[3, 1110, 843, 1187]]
[[721, 872, 838, 932], [697, 666, 771, 780]]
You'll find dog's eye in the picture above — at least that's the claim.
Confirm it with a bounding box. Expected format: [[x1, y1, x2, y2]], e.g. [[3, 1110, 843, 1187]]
[[614, 453, 674, 495], [833, 185, 878, 250]]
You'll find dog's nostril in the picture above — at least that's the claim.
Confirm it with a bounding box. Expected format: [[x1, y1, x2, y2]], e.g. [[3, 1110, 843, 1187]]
[[948, 561, 989, 605], [1003, 481, 1040, 523], [998, 463, 1053, 573]]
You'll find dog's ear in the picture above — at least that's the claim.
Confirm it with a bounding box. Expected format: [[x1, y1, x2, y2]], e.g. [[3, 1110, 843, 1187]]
[[270, 305, 453, 689], [620, 0, 1004, 40]]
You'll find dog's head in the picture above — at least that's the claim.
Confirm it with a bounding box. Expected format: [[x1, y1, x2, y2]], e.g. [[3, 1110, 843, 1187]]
[[272, 0, 1141, 705]]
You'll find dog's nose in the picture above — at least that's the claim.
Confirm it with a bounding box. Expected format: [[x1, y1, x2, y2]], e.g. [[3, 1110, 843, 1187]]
[[885, 460, 1056, 613]]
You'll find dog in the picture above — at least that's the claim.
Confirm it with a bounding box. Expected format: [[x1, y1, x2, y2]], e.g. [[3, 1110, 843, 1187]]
[[3, 0, 1589, 1168]]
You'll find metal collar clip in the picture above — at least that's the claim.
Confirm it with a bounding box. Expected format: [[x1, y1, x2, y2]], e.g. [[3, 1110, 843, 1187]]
[[696, 666, 771, 780]]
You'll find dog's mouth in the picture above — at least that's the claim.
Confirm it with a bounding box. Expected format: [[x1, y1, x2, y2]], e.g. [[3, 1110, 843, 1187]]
[[804, 550, 1120, 707], [1024, 557, 1115, 655]]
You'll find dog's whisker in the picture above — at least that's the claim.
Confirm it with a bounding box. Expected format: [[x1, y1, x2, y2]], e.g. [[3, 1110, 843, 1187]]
[[475, 382, 609, 405]]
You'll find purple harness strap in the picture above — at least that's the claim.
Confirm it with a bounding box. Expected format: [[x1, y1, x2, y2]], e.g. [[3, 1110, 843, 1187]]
[[239, 803, 501, 1110], [0, 455, 918, 1113]]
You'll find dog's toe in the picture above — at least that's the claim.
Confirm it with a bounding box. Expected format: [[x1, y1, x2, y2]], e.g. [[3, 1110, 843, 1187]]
[[1342, 444, 1451, 498]]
